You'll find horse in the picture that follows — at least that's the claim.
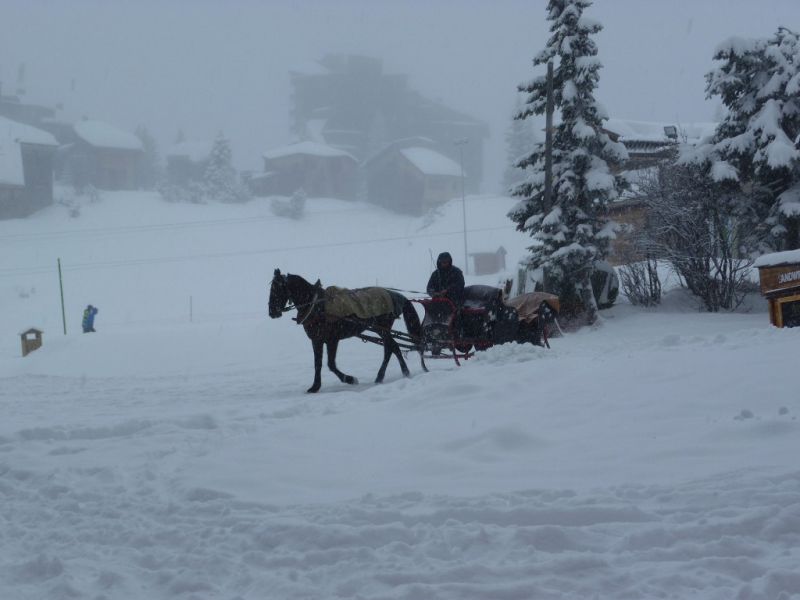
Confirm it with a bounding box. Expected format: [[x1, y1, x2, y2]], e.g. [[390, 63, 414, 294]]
[[268, 269, 425, 393]]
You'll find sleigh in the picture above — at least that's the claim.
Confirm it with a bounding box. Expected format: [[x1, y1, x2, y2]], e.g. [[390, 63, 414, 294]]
[[413, 285, 559, 365]]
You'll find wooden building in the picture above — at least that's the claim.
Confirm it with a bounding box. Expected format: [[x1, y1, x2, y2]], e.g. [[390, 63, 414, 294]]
[[365, 142, 463, 215], [602, 119, 718, 264], [255, 141, 357, 199], [755, 250, 800, 328], [0, 116, 57, 219], [61, 120, 143, 190], [470, 246, 507, 276], [289, 54, 488, 192], [165, 141, 212, 186]]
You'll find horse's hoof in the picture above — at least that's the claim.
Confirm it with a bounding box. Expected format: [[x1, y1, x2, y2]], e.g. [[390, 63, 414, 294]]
[[307, 386, 320, 393], [402, 370, 411, 378], [374, 376, 384, 384], [345, 376, 358, 385]]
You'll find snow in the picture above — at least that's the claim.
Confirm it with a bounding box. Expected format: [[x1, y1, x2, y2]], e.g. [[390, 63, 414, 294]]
[[288, 61, 331, 77], [754, 248, 800, 267], [0, 117, 58, 187], [714, 35, 763, 57], [604, 118, 717, 144], [263, 141, 356, 161], [779, 185, 800, 217], [165, 140, 213, 162], [73, 120, 144, 151], [711, 159, 739, 182], [1, 191, 799, 599], [400, 147, 463, 177]]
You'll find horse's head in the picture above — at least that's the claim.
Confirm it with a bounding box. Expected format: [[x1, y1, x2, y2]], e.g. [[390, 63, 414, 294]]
[[268, 268, 290, 318]]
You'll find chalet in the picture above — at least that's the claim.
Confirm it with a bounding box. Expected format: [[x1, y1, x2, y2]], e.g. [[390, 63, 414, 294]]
[[289, 53, 488, 193], [365, 140, 463, 215], [0, 116, 57, 219], [61, 120, 143, 190], [165, 141, 212, 186], [603, 118, 717, 264], [470, 246, 507, 276], [255, 141, 357, 199]]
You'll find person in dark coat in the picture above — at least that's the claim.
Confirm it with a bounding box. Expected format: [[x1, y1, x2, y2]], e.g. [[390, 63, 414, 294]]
[[82, 305, 98, 333], [426, 252, 465, 306]]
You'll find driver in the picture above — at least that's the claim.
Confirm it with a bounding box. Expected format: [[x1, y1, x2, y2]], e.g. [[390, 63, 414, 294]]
[[426, 252, 465, 306]]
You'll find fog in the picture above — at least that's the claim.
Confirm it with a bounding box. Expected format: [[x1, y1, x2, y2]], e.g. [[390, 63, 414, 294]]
[[2, 0, 799, 191]]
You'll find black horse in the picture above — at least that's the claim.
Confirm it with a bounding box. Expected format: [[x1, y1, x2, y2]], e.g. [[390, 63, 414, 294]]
[[268, 269, 424, 393]]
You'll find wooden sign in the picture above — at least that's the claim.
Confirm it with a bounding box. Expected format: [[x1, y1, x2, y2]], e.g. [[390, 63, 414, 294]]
[[776, 294, 800, 328], [758, 263, 800, 295]]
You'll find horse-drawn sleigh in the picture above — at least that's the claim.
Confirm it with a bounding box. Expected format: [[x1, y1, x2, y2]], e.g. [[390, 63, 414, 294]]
[[268, 269, 559, 392]]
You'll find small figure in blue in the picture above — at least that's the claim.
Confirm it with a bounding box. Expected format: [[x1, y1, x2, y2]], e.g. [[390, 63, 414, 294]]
[[82, 304, 98, 333]]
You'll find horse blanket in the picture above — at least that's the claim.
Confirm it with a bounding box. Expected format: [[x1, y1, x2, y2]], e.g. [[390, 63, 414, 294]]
[[325, 286, 395, 321], [504, 292, 560, 324]]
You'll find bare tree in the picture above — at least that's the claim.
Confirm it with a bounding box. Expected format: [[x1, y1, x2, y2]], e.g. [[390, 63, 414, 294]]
[[618, 243, 661, 307], [639, 164, 754, 312]]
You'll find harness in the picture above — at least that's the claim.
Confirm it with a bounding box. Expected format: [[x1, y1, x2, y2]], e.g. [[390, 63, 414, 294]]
[[295, 290, 323, 326]]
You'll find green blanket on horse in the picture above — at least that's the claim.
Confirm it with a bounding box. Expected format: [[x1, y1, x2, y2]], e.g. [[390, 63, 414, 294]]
[[325, 286, 395, 321]]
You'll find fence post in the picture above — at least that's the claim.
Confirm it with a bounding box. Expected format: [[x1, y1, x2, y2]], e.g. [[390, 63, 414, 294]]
[[58, 258, 66, 335]]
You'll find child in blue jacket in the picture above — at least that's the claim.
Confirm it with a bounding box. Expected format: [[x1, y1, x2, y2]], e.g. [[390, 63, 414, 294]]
[[82, 305, 98, 333]]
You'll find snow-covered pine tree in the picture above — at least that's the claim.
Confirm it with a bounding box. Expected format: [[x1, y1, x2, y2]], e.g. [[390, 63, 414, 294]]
[[686, 27, 800, 251], [203, 132, 246, 203], [502, 98, 537, 193], [509, 0, 628, 323]]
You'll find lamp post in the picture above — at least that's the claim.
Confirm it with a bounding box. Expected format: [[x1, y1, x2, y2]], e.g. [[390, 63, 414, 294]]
[[454, 137, 469, 275]]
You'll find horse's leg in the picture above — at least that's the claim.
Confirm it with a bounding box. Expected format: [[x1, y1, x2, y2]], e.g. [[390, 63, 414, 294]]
[[308, 339, 324, 393], [387, 333, 411, 378], [376, 329, 409, 383], [327, 339, 358, 385], [375, 336, 393, 383]]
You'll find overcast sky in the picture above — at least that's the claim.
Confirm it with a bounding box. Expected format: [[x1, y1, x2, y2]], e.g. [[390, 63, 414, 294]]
[[2, 0, 799, 192]]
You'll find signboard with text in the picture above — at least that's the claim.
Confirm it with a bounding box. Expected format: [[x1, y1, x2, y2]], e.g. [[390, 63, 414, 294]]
[[759, 264, 800, 295]]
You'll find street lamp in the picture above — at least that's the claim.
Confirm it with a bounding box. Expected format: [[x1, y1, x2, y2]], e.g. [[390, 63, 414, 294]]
[[454, 137, 469, 275]]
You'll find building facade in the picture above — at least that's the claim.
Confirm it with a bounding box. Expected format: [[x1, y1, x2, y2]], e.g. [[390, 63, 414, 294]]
[[289, 54, 487, 193], [0, 116, 57, 219]]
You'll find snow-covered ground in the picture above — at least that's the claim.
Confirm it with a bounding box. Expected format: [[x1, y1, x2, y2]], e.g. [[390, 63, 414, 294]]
[[1, 192, 799, 599]]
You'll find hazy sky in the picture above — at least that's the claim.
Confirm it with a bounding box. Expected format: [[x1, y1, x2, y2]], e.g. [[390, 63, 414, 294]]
[[2, 0, 799, 191]]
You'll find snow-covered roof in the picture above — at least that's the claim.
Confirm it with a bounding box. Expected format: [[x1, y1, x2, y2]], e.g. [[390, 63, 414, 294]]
[[604, 118, 717, 145], [166, 141, 213, 162], [73, 120, 143, 151], [288, 61, 331, 77], [400, 147, 463, 177], [305, 119, 327, 143], [754, 250, 800, 268], [0, 116, 58, 147], [0, 116, 57, 187], [263, 141, 356, 161]]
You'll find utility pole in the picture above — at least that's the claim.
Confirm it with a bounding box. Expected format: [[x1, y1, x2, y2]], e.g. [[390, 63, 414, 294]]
[[544, 61, 554, 214], [58, 258, 66, 335], [454, 137, 469, 275]]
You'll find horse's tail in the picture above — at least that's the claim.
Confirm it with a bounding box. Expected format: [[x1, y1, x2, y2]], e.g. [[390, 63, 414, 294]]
[[401, 299, 422, 344]]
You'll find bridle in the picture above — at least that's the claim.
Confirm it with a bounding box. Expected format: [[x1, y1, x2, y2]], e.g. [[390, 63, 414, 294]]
[[271, 273, 324, 325]]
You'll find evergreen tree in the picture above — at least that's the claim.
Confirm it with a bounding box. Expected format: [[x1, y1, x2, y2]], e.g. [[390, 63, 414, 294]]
[[203, 132, 246, 203], [509, 0, 628, 323], [135, 125, 162, 190], [686, 27, 800, 251], [502, 97, 537, 193]]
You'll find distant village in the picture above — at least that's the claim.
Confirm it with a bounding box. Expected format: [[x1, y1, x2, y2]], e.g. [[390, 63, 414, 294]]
[[0, 54, 491, 220], [1, 52, 714, 261]]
